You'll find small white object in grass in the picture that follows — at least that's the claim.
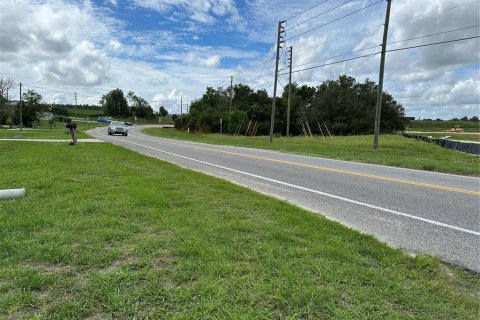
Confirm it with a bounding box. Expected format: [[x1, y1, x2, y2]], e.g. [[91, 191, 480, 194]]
[[0, 188, 25, 200]]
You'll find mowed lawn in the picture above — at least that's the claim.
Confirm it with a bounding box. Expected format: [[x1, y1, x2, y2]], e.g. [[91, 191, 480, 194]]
[[0, 126, 93, 140], [0, 142, 478, 319], [143, 128, 480, 177]]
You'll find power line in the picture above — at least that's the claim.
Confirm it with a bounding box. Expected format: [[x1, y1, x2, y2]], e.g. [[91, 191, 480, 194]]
[[387, 35, 480, 53], [284, 0, 330, 21], [390, 1, 479, 25], [284, 35, 480, 75], [286, 0, 384, 41], [21, 83, 102, 99], [286, 0, 355, 31], [234, 60, 276, 82], [232, 56, 276, 78], [22, 83, 77, 96], [292, 23, 383, 56], [387, 25, 480, 45], [283, 52, 380, 75], [294, 45, 381, 69]]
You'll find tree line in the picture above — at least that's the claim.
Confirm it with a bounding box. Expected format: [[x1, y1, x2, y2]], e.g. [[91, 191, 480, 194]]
[[178, 75, 406, 136], [100, 89, 168, 119], [0, 79, 168, 127]]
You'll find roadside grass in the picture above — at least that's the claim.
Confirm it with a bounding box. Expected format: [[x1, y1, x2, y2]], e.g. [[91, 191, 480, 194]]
[[406, 120, 480, 132], [408, 132, 480, 142], [68, 108, 103, 118], [0, 123, 95, 140], [0, 141, 478, 319], [143, 128, 480, 177]]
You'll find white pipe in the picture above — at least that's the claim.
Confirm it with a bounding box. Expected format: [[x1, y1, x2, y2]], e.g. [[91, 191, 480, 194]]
[[0, 188, 25, 200]]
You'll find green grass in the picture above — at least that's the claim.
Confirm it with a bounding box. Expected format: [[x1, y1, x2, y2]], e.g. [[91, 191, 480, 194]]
[[407, 120, 480, 133], [143, 128, 480, 177], [67, 107, 103, 118], [0, 123, 97, 140], [416, 133, 480, 142], [0, 142, 478, 319]]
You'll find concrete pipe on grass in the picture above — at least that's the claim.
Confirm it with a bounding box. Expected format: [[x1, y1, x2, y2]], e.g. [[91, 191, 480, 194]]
[[0, 188, 25, 200]]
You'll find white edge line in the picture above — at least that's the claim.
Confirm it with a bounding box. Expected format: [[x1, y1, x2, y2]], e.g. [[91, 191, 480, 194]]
[[97, 128, 480, 237], [131, 126, 480, 181]]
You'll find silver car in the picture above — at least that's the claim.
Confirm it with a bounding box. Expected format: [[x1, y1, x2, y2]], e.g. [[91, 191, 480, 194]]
[[108, 121, 129, 136]]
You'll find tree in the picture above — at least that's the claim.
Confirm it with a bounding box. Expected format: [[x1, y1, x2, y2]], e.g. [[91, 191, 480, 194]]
[[312, 75, 405, 135], [130, 93, 154, 119], [0, 76, 16, 125], [227, 110, 248, 133], [14, 89, 46, 127], [159, 106, 168, 117], [469, 116, 479, 121], [0, 76, 16, 105], [101, 89, 129, 118], [187, 87, 229, 132]]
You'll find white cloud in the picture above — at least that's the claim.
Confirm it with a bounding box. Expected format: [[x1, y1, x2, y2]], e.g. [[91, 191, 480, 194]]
[[0, 0, 113, 86], [185, 53, 221, 68], [109, 40, 122, 50], [0, 0, 478, 119], [35, 41, 108, 86], [133, 0, 240, 25]]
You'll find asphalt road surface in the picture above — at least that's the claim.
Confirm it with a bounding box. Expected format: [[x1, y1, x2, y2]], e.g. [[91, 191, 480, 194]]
[[89, 125, 480, 272]]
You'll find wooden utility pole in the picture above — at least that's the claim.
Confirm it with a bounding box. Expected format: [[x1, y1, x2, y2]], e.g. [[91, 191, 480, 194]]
[[269, 20, 286, 143], [19, 83, 22, 131], [373, 0, 392, 150], [229, 76, 233, 134], [75, 92, 78, 119], [286, 46, 293, 137], [229, 75, 233, 114]]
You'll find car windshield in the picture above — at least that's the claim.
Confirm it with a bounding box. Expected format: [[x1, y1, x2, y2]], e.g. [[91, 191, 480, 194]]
[[112, 122, 124, 126]]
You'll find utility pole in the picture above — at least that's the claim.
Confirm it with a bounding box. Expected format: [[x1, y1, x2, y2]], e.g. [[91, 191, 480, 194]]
[[229, 75, 233, 114], [19, 82, 22, 132], [373, 0, 392, 150], [269, 20, 286, 143], [75, 92, 78, 119], [228, 76, 233, 134], [180, 96, 183, 128], [286, 46, 293, 137]]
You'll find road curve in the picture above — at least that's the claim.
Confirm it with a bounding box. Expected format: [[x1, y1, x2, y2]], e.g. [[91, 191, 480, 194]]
[[88, 125, 480, 272]]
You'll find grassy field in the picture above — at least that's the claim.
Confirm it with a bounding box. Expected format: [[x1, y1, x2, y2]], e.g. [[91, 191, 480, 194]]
[[406, 120, 480, 133], [143, 128, 480, 177], [0, 123, 95, 140], [0, 141, 478, 319], [416, 133, 480, 142], [67, 108, 104, 119]]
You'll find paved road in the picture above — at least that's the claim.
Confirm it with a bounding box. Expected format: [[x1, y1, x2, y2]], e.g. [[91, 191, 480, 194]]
[[89, 126, 480, 272]]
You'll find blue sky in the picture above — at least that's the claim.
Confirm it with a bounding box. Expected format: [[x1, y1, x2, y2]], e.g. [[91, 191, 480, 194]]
[[1, 0, 479, 119]]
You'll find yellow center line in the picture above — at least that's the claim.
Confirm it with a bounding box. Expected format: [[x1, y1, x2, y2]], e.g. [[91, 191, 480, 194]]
[[134, 131, 480, 196]]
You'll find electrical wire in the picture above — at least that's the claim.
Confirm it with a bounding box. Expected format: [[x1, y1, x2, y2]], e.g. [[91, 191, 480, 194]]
[[286, 0, 355, 31], [283, 35, 479, 75], [294, 44, 381, 69], [284, 0, 330, 21], [387, 35, 480, 53], [283, 52, 381, 75], [286, 0, 384, 41], [22, 83, 103, 100], [292, 23, 383, 56], [390, 1, 479, 25], [387, 25, 480, 45], [22, 83, 76, 96]]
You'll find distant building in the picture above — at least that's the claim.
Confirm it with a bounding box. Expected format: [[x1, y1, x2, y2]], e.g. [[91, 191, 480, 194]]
[[404, 116, 415, 121], [39, 112, 54, 120]]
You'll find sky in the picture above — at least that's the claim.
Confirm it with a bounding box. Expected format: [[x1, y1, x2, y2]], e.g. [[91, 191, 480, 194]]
[[0, 0, 479, 119]]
